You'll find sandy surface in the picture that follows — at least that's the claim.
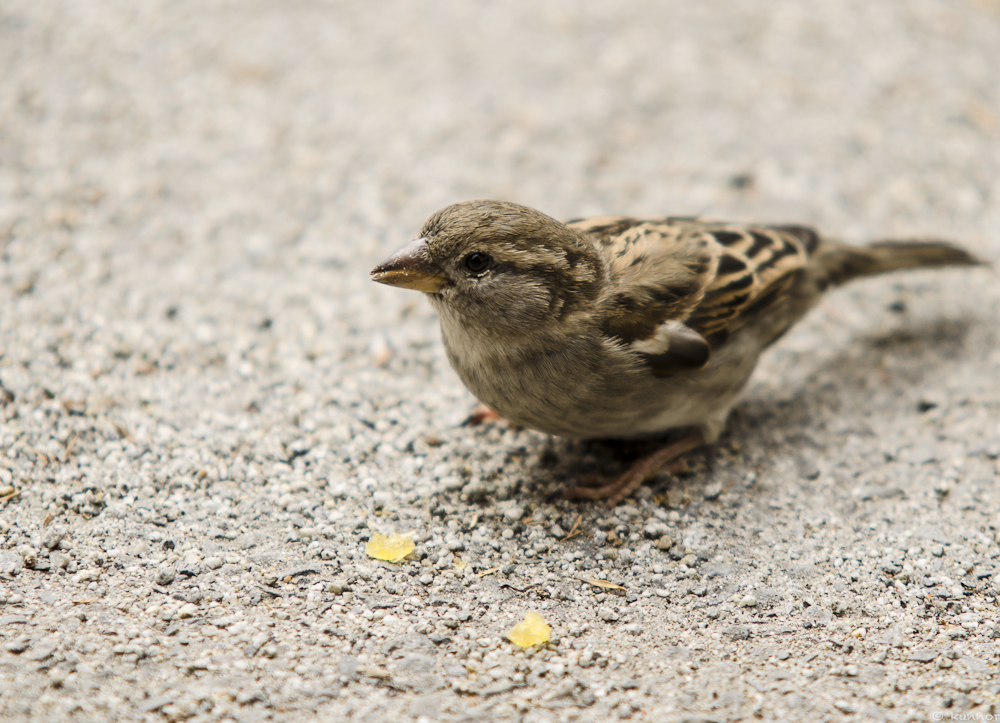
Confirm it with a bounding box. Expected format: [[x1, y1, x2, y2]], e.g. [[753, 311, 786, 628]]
[[1, 1, 999, 721]]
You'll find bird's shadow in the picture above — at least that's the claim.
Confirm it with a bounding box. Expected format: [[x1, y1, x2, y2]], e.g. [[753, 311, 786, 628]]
[[539, 313, 983, 500]]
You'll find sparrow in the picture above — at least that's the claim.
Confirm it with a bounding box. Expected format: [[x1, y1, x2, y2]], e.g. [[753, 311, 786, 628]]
[[371, 200, 984, 506]]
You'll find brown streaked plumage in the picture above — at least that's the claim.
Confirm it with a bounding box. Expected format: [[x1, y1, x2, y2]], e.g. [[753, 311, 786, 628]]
[[372, 200, 985, 506]]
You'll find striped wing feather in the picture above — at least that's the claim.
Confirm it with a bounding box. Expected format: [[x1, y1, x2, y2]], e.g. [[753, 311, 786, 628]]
[[568, 216, 815, 374], [686, 224, 812, 342]]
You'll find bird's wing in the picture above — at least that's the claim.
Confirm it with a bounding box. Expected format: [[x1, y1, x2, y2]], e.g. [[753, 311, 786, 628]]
[[683, 222, 814, 342], [568, 216, 815, 376]]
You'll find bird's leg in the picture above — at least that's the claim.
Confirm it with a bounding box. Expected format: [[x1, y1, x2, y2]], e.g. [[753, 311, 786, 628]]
[[564, 431, 705, 508], [573, 458, 690, 488]]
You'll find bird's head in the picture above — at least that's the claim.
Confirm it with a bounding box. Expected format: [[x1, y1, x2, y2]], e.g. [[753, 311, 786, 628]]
[[371, 200, 604, 336]]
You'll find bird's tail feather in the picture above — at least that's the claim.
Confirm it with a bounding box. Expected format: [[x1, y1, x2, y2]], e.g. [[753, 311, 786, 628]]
[[812, 240, 986, 288]]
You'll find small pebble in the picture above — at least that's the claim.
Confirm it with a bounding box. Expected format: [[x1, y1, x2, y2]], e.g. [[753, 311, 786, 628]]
[[40, 525, 67, 550], [156, 567, 177, 586], [503, 506, 524, 524], [644, 521, 669, 538], [4, 639, 30, 654], [702, 483, 723, 501], [598, 607, 619, 622]]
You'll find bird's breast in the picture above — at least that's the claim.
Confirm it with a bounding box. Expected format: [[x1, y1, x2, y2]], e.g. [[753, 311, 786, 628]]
[[437, 314, 724, 439]]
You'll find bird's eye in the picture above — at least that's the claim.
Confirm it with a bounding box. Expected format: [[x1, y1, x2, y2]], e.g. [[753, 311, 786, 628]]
[[463, 252, 491, 274]]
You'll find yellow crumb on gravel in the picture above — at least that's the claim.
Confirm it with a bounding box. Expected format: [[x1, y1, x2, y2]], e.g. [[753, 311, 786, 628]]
[[365, 533, 415, 563], [506, 611, 551, 648]]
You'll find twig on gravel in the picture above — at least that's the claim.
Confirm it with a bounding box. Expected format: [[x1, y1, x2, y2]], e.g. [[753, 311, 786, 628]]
[[0, 489, 23, 504], [559, 514, 584, 542], [579, 577, 625, 591], [499, 583, 548, 596], [113, 422, 134, 441]]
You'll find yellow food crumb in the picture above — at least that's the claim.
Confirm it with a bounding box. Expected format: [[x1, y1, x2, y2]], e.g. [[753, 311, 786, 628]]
[[365, 533, 415, 563], [505, 611, 550, 648], [454, 557, 467, 571]]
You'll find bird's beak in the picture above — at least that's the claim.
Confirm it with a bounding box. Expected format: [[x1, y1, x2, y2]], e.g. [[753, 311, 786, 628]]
[[370, 237, 446, 293]]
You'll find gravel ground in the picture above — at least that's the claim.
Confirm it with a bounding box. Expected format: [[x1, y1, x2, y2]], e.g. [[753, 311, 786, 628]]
[[2, 1, 1000, 721]]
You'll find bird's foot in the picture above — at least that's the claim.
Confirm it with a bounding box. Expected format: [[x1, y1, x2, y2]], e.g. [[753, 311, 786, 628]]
[[462, 404, 502, 426], [571, 458, 690, 489], [563, 432, 703, 508]]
